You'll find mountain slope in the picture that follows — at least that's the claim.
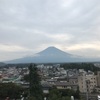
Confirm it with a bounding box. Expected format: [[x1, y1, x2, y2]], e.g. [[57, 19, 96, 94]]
[[5, 46, 97, 64]]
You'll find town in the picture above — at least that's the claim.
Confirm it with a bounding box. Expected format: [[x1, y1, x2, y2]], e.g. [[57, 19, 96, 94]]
[[0, 63, 100, 100]]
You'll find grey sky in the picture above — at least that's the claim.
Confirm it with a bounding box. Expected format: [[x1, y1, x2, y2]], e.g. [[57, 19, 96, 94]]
[[0, 0, 100, 61]]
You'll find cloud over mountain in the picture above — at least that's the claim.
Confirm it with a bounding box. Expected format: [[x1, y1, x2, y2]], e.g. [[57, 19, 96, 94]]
[[0, 0, 100, 61]]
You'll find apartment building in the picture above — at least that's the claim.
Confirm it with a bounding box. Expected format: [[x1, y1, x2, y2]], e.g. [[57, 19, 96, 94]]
[[78, 71, 97, 93]]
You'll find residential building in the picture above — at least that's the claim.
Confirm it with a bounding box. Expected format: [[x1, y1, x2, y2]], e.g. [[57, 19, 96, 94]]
[[78, 71, 97, 93], [54, 81, 78, 91]]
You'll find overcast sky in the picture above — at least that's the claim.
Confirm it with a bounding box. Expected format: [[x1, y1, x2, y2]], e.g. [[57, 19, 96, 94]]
[[0, 0, 100, 61]]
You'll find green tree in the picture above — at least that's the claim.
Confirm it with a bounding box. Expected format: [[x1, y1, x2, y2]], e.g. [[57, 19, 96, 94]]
[[23, 74, 29, 82], [48, 87, 62, 100], [29, 64, 43, 100], [0, 83, 24, 99], [62, 96, 71, 100], [60, 89, 80, 99], [74, 87, 80, 99]]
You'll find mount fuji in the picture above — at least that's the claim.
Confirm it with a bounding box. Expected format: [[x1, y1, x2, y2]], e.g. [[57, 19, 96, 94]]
[[5, 46, 98, 64]]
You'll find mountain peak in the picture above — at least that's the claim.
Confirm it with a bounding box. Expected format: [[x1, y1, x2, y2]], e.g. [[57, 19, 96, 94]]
[[45, 46, 60, 51], [38, 46, 71, 56]]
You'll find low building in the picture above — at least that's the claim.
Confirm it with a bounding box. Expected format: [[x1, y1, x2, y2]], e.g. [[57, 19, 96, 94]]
[[54, 82, 78, 91], [41, 82, 52, 94]]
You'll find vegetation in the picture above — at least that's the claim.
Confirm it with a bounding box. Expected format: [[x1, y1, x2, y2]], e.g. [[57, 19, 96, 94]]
[[28, 64, 43, 100], [23, 74, 30, 82], [47, 87, 80, 100], [48, 87, 62, 100], [61, 63, 100, 74], [0, 83, 24, 99]]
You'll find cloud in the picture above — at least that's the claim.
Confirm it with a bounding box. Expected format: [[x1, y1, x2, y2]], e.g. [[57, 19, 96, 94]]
[[66, 42, 100, 51], [0, 44, 32, 52], [0, 0, 100, 61]]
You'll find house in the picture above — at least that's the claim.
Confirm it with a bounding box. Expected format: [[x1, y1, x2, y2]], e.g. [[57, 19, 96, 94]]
[[41, 81, 53, 94], [54, 82, 78, 91]]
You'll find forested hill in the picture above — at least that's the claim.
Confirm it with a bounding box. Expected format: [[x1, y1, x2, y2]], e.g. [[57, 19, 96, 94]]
[[61, 63, 100, 74]]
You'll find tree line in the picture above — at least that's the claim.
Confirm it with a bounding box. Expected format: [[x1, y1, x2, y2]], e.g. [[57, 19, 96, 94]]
[[61, 63, 100, 74]]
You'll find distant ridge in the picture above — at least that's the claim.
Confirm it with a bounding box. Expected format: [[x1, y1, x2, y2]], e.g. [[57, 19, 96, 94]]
[[0, 62, 6, 67], [5, 46, 100, 64]]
